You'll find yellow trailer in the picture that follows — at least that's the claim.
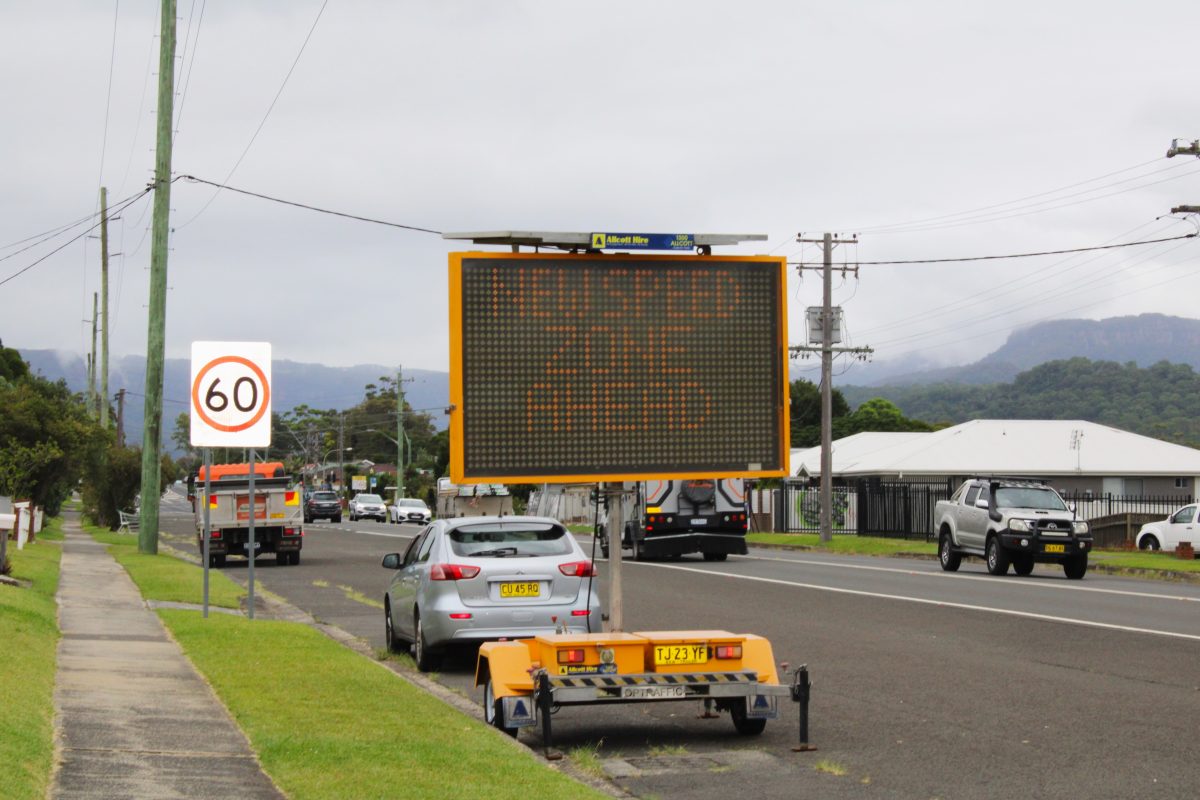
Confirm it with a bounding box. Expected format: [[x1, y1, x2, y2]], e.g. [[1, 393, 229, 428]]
[[476, 629, 805, 751]]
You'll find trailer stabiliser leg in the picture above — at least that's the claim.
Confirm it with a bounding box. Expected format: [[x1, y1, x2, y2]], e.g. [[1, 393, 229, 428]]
[[536, 671, 562, 760], [791, 664, 817, 752], [698, 697, 719, 719]]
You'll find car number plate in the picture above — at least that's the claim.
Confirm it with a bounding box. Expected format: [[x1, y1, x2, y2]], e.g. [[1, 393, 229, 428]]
[[654, 644, 707, 666], [499, 581, 540, 598], [1044, 543, 1066, 554], [621, 685, 686, 700]]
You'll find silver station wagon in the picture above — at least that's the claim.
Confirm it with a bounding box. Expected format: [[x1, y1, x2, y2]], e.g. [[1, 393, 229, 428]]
[[381, 516, 603, 671]]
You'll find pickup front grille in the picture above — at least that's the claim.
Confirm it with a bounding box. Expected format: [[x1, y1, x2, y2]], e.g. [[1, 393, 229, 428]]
[[1036, 519, 1073, 536]]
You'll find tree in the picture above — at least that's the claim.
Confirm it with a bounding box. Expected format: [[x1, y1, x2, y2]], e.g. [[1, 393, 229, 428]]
[[835, 397, 934, 437], [790, 379, 850, 447]]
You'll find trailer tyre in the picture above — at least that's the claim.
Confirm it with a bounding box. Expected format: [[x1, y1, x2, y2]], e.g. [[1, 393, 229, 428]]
[[729, 699, 767, 736], [484, 677, 518, 737]]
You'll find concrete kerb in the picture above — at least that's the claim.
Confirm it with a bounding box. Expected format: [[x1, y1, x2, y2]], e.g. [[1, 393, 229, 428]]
[[130, 537, 630, 798]]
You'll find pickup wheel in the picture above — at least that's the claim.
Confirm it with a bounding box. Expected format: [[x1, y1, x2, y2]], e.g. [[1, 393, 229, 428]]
[[729, 699, 767, 735], [484, 677, 519, 737], [939, 532, 961, 572], [1139, 534, 1160, 551], [1063, 553, 1088, 580], [986, 535, 1011, 576], [1013, 554, 1035, 576]]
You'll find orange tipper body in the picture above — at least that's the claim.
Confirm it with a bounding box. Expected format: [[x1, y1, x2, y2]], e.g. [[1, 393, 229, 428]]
[[475, 630, 791, 741]]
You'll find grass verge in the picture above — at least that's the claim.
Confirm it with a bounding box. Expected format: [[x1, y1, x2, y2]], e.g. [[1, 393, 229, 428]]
[[0, 520, 63, 800], [161, 610, 607, 799], [747, 532, 936, 557], [83, 522, 244, 609]]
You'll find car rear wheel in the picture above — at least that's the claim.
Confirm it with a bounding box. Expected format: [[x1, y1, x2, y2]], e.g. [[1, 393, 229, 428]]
[[385, 601, 408, 654], [986, 536, 1010, 576], [939, 532, 961, 572], [1139, 534, 1160, 551], [729, 699, 767, 735], [484, 677, 518, 737], [413, 614, 441, 672], [1063, 553, 1088, 580]]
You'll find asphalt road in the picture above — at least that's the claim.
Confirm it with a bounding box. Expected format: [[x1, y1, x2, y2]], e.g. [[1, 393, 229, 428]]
[[158, 496, 1200, 799]]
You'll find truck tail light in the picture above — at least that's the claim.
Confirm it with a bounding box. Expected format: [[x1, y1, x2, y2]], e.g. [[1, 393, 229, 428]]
[[557, 649, 586, 664], [714, 645, 742, 659], [210, 530, 221, 539], [429, 563, 480, 581], [558, 560, 596, 578], [283, 527, 302, 537]]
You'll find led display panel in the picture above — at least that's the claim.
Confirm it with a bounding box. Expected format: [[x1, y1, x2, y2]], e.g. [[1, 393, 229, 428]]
[[449, 252, 789, 483]]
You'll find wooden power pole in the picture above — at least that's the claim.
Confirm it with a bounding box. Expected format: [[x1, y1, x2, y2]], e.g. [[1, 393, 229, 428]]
[[100, 186, 110, 428], [138, 0, 176, 554]]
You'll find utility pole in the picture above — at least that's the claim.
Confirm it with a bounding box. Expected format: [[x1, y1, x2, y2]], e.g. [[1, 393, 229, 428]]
[[138, 0, 176, 554], [116, 388, 126, 447], [100, 186, 110, 428], [794, 233, 870, 543], [338, 412, 346, 491], [89, 293, 99, 416], [396, 367, 411, 499]]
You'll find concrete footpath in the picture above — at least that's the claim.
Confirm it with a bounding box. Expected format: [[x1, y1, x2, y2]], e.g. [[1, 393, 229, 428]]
[[51, 520, 283, 799]]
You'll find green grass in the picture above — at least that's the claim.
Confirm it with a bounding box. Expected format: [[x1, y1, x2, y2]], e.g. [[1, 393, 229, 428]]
[[83, 523, 244, 609], [160, 610, 608, 800], [0, 528, 63, 800], [1090, 550, 1200, 574], [747, 532, 937, 557]]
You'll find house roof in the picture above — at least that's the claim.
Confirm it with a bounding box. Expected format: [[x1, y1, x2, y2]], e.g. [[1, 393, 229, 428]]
[[790, 419, 1200, 478]]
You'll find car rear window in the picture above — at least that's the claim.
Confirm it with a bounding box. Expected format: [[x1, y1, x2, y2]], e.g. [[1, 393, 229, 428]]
[[448, 523, 573, 557], [312, 492, 338, 501]]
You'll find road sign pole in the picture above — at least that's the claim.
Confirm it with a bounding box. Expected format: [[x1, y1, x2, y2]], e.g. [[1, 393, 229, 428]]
[[605, 482, 624, 632], [202, 448, 211, 618], [247, 447, 256, 621]]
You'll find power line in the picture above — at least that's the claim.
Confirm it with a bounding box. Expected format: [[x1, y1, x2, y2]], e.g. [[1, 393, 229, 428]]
[[177, 0, 330, 229], [179, 175, 444, 234], [791, 232, 1196, 267]]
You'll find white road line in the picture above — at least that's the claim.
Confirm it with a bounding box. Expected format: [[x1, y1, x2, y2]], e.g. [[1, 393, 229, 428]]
[[732, 552, 1200, 604], [307, 525, 416, 540], [628, 560, 1200, 643]]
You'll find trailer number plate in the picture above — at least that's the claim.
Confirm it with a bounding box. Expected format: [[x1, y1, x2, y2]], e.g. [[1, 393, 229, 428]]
[[621, 685, 686, 700], [499, 581, 540, 598], [654, 644, 707, 666]]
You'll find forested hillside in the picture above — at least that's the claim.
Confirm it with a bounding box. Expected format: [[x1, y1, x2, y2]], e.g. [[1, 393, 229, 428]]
[[841, 358, 1200, 447]]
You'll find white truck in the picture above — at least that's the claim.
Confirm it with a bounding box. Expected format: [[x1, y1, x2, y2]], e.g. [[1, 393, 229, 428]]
[[934, 477, 1092, 579], [188, 461, 304, 568], [436, 477, 514, 518], [602, 478, 749, 562]]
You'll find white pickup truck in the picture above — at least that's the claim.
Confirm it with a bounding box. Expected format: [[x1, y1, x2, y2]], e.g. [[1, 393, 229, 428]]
[[934, 478, 1092, 579]]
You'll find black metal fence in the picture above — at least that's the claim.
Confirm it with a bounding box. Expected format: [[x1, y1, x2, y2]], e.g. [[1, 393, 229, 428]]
[[1060, 492, 1189, 521], [854, 477, 956, 540]]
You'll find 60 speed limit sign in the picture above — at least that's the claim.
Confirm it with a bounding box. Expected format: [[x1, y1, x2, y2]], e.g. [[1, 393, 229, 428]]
[[190, 341, 272, 447]]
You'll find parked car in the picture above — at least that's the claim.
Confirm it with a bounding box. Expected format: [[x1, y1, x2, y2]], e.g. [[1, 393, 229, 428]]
[[349, 493, 387, 522], [304, 490, 342, 523], [390, 497, 432, 525], [380, 515, 603, 671], [1136, 505, 1198, 551]]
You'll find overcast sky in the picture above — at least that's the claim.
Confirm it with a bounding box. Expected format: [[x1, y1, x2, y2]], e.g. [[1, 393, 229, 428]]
[[3, 0, 1198, 383]]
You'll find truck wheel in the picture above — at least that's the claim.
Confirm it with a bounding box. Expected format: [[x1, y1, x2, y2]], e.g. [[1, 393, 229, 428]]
[[289, 550, 300, 566], [986, 536, 1010, 576], [1013, 554, 1035, 576], [939, 532, 961, 572], [631, 531, 643, 562], [703, 552, 728, 562], [413, 614, 441, 672], [484, 677, 518, 737], [276, 552, 288, 566], [729, 699, 767, 736], [215, 554, 226, 568], [333, 514, 342, 523], [1063, 553, 1088, 580], [208, 554, 221, 569]]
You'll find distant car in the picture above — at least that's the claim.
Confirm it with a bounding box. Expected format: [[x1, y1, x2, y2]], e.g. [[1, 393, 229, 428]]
[[349, 493, 387, 522], [390, 498, 432, 525], [381, 516, 603, 671], [1136, 505, 1198, 551], [304, 490, 342, 523]]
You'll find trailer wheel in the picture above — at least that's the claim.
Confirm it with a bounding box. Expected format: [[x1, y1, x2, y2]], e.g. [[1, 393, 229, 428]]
[[484, 677, 518, 737], [729, 699, 767, 736]]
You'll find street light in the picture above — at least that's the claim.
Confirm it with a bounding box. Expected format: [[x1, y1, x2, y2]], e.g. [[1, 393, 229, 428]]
[[315, 446, 352, 489], [365, 429, 411, 498]]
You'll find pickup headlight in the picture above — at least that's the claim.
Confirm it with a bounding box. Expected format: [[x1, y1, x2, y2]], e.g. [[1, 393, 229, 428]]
[[1072, 521, 1089, 535], [1008, 519, 1031, 533]]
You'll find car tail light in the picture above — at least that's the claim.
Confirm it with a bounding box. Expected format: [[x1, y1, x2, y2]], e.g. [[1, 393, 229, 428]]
[[714, 644, 742, 659], [558, 560, 596, 578], [448, 613, 472, 620], [571, 609, 590, 616], [557, 649, 586, 664], [429, 563, 481, 580]]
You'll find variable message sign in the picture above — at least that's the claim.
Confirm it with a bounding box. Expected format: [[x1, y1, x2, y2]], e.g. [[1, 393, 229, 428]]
[[448, 253, 788, 483]]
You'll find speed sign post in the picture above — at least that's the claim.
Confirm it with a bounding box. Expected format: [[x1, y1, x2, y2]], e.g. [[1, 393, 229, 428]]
[[190, 341, 272, 619]]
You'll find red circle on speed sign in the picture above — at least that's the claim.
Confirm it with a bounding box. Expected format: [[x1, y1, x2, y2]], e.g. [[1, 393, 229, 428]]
[[191, 355, 271, 433]]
